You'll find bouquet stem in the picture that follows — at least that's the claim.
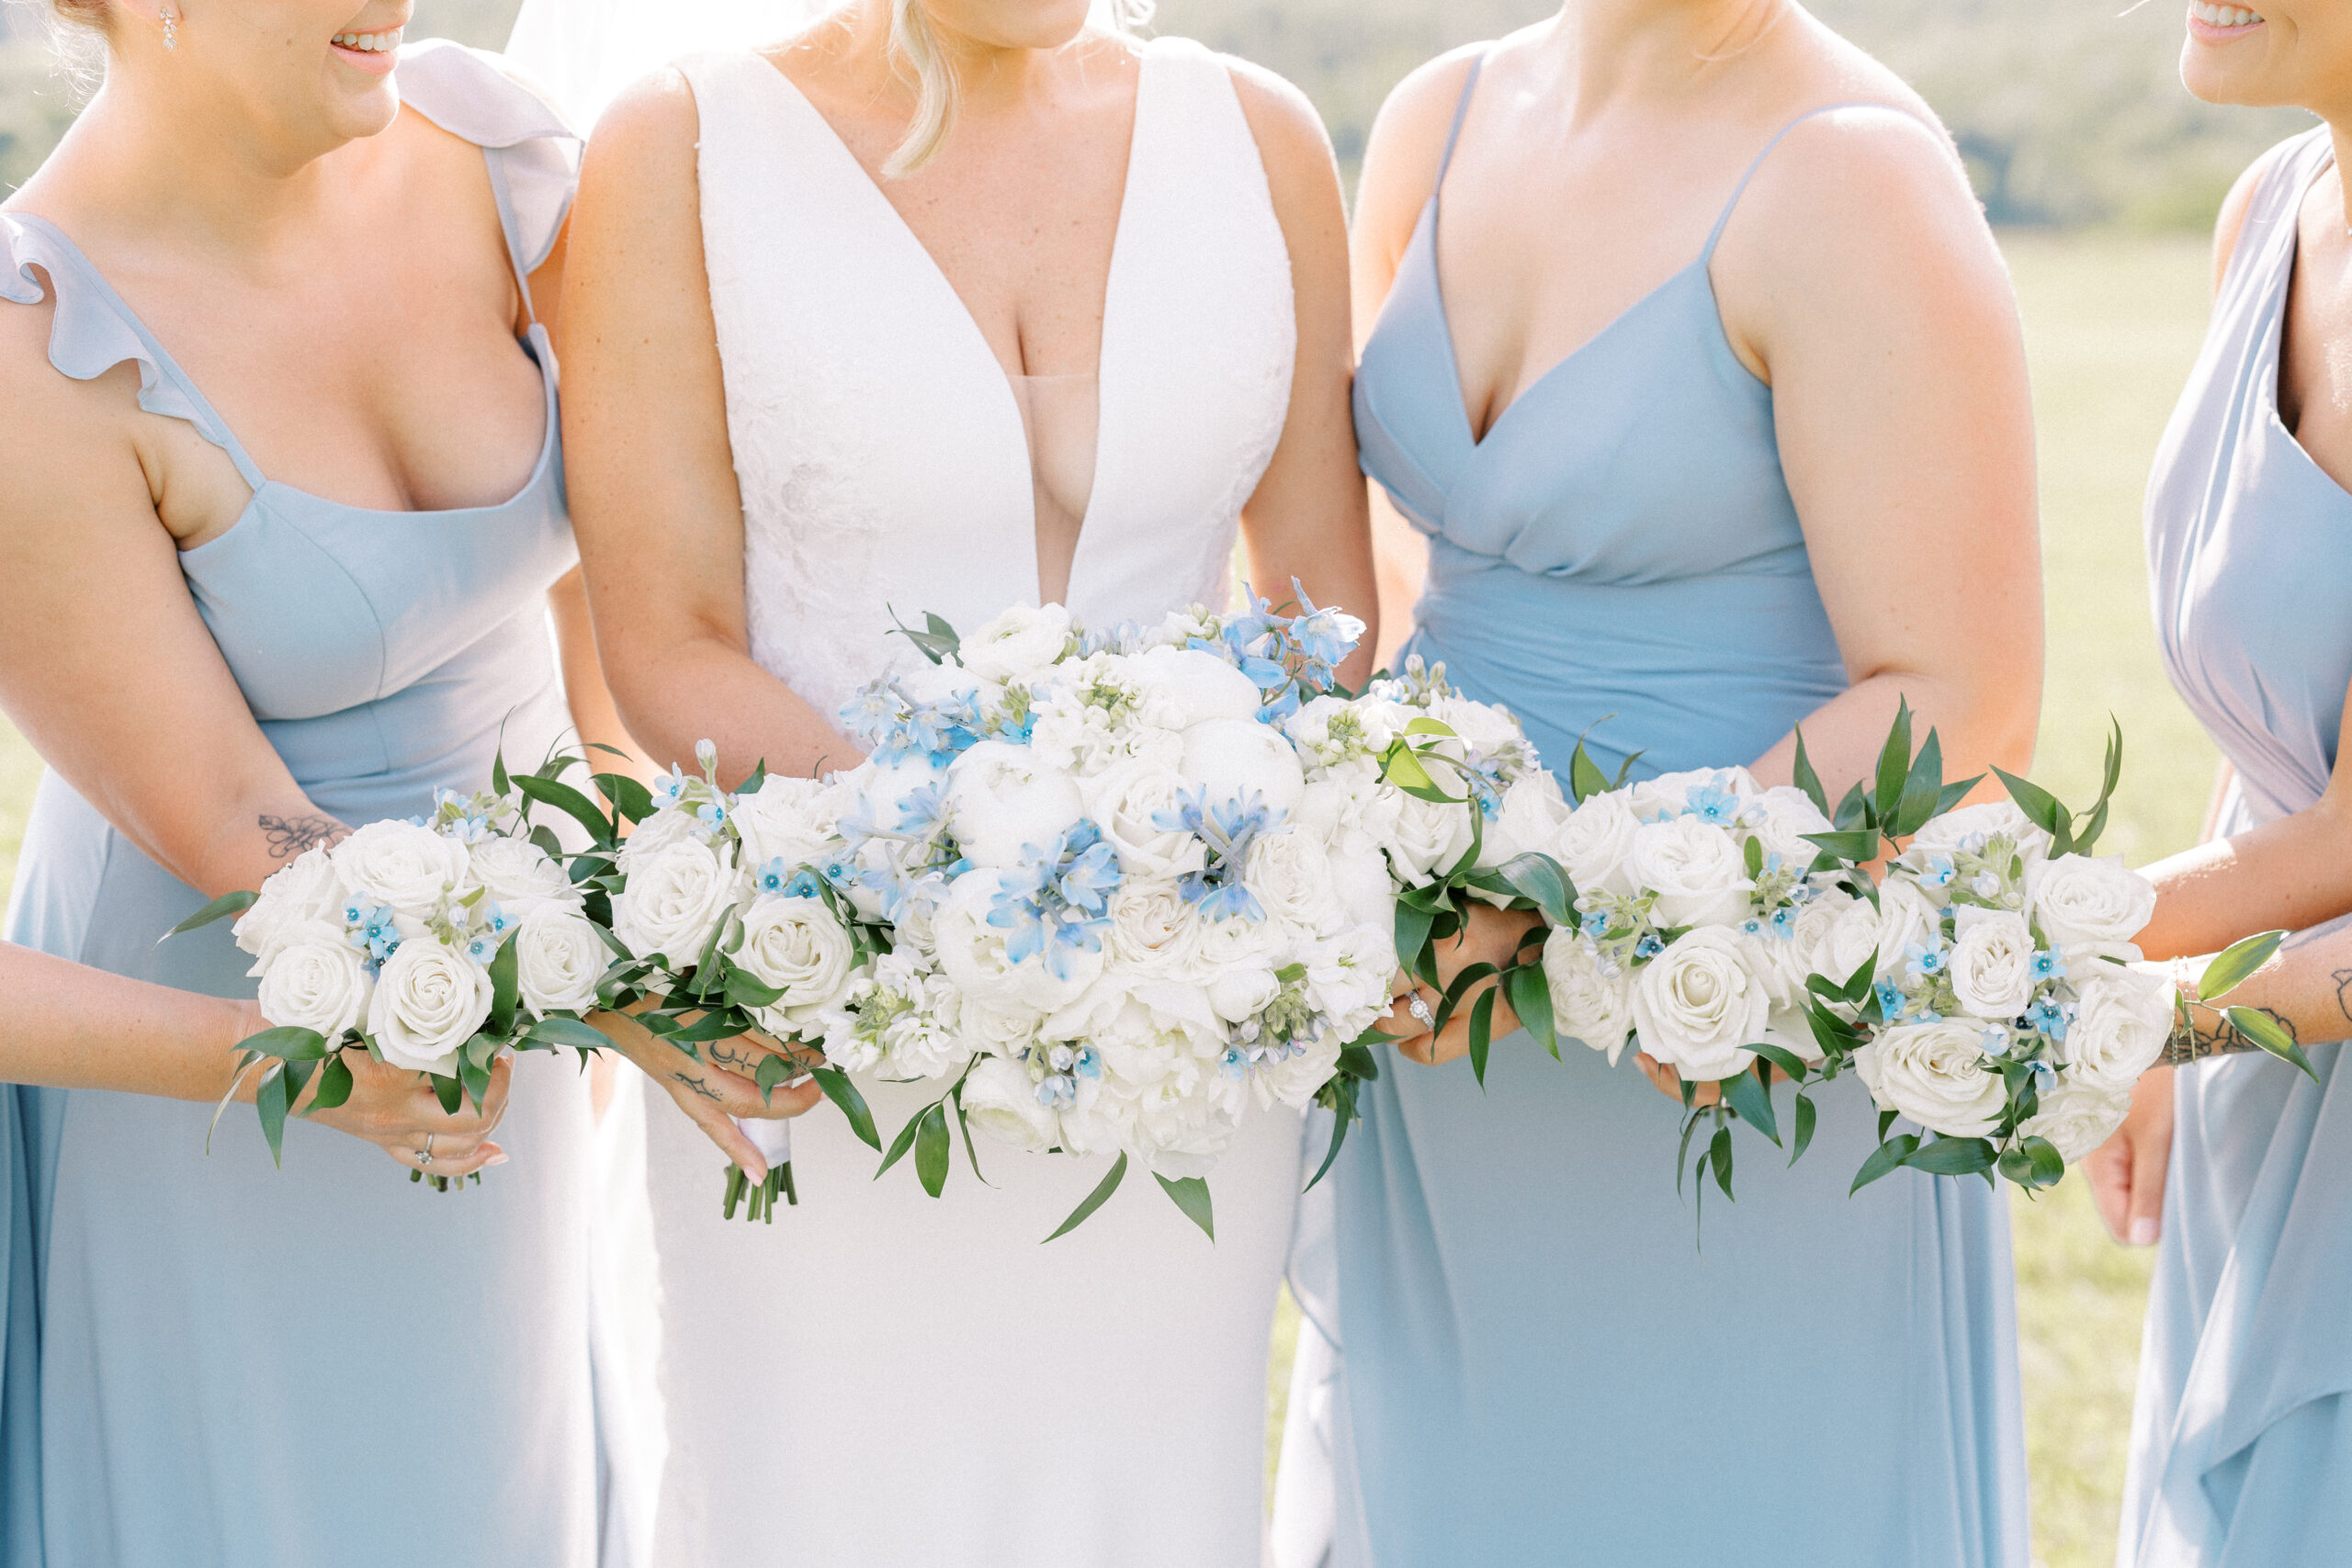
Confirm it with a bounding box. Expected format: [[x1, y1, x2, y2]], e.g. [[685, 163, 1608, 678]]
[[720, 1161, 797, 1223], [408, 1169, 481, 1192]]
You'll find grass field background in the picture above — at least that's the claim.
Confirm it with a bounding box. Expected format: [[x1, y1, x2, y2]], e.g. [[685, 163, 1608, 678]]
[[0, 231, 2219, 1568]]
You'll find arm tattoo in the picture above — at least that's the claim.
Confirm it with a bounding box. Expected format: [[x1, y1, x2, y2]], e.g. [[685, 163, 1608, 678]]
[[259, 814, 347, 860], [670, 1070, 725, 1103], [2161, 1004, 2301, 1066]]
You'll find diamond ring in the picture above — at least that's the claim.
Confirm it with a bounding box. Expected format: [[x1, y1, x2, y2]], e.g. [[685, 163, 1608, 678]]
[[417, 1134, 435, 1169], [1408, 995, 1436, 1030]]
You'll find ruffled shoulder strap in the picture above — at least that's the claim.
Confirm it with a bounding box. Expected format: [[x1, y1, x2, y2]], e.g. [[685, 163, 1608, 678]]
[[0, 213, 264, 485], [397, 39, 582, 286]]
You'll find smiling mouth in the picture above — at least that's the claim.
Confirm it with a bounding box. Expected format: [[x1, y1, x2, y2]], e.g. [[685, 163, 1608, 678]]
[[2189, 2, 2264, 28], [331, 27, 402, 52]]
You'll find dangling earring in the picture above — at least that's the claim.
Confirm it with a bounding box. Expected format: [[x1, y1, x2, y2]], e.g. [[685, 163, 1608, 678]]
[[161, 2, 177, 51]]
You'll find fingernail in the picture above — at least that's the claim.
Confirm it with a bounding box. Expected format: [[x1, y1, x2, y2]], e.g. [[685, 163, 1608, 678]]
[[487, 1151, 510, 1168], [2130, 1218, 2159, 1247]]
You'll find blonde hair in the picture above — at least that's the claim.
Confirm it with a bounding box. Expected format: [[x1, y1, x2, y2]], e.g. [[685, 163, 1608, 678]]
[[883, 0, 1155, 179]]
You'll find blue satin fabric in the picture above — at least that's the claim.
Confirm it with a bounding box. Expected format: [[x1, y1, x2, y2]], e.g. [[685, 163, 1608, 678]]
[[2123, 127, 2352, 1568], [1319, 64, 2030, 1566], [0, 44, 615, 1568]]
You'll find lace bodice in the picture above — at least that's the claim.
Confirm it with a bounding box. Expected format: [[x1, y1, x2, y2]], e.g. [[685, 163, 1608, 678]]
[[677, 38, 1295, 718]]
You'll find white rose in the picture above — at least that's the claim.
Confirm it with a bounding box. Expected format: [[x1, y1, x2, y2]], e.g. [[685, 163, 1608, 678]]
[[1739, 896, 1850, 1010], [931, 869, 1102, 1012], [1854, 1018, 2007, 1138], [1105, 881, 1205, 981], [1254, 1032, 1345, 1111], [1207, 964, 1282, 1024], [233, 847, 349, 963], [1127, 1076, 1239, 1179], [2028, 854, 2157, 962], [1547, 790, 1640, 897], [1131, 645, 1264, 726], [1624, 816, 1753, 929], [1871, 878, 1944, 981], [1244, 829, 1342, 935], [737, 894, 861, 1019], [331, 819, 472, 918], [1628, 766, 1758, 821], [946, 740, 1087, 869], [1082, 761, 1210, 880], [368, 940, 497, 1073], [959, 603, 1074, 682], [1428, 694, 1527, 751], [1542, 929, 1635, 1062], [959, 1055, 1063, 1154], [1817, 894, 1889, 990], [618, 807, 706, 863], [1478, 773, 1574, 873], [1629, 926, 1768, 1081], [957, 998, 1046, 1061], [1908, 801, 2054, 869], [1376, 789, 1476, 883], [467, 834, 579, 918], [2018, 1077, 2132, 1165], [1945, 908, 2041, 1021], [611, 838, 744, 965], [733, 773, 849, 874], [1747, 786, 1834, 870], [514, 907, 606, 1019], [254, 928, 371, 1039], [2063, 972, 2176, 1092], [1177, 718, 1306, 818]]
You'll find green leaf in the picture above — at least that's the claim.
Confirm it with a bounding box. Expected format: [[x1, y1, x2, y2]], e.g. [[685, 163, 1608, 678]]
[[241, 1024, 331, 1063], [304, 1051, 354, 1116], [1791, 1093, 1817, 1165], [1506, 962, 1557, 1058], [1991, 766, 2071, 842], [876, 1106, 925, 1179], [1154, 1173, 1216, 1240], [1850, 1133, 1920, 1194], [1708, 1126, 1736, 1200], [1718, 1065, 1781, 1147], [524, 1016, 617, 1052], [432, 1070, 464, 1116], [914, 1102, 951, 1198], [724, 968, 786, 1011], [1791, 725, 1829, 818], [492, 749, 511, 796], [753, 1051, 794, 1105], [165, 889, 259, 940], [1904, 1135, 1997, 1176], [811, 1066, 881, 1150], [669, 1010, 752, 1043], [532, 825, 567, 861], [1934, 776, 1985, 817], [514, 774, 614, 843], [1894, 728, 1945, 839], [1567, 739, 1611, 806], [1832, 779, 1871, 831], [593, 772, 657, 826], [950, 1079, 990, 1186], [1045, 1151, 1128, 1242], [255, 1062, 291, 1167], [1394, 899, 1436, 974], [1380, 743, 1453, 803], [2198, 930, 2286, 1002], [487, 929, 520, 1038], [1305, 1081, 1356, 1192], [1746, 1042, 1810, 1083], [1743, 833, 1764, 879], [459, 1047, 494, 1109], [1675, 1108, 1703, 1198], [2226, 1005, 2316, 1078], [1497, 852, 1576, 928], [1465, 987, 1497, 1089], [2022, 1134, 2066, 1188], [886, 604, 962, 664], [1873, 697, 1915, 827], [1800, 829, 1883, 864], [1401, 716, 1458, 738]]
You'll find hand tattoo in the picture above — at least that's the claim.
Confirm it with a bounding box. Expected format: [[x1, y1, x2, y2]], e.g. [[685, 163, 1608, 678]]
[[707, 1043, 755, 1073], [671, 1070, 724, 1103], [259, 814, 347, 860], [2334, 968, 2352, 1032]]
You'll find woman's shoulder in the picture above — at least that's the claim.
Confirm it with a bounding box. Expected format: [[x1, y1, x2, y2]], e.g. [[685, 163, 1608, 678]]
[[2213, 128, 2331, 289]]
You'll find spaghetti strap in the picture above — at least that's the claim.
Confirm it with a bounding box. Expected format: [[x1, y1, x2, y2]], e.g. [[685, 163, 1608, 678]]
[[1435, 51, 1489, 186], [1700, 100, 1925, 263]]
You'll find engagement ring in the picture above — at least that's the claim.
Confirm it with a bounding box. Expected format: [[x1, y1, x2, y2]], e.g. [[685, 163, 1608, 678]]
[[417, 1134, 435, 1169], [1408, 995, 1436, 1030]]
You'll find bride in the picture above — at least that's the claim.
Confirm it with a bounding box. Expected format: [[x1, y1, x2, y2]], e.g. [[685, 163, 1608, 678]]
[[555, 0, 1376, 1560]]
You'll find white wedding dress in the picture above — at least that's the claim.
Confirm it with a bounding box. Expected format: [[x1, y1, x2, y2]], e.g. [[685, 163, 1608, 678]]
[[645, 39, 1303, 1565]]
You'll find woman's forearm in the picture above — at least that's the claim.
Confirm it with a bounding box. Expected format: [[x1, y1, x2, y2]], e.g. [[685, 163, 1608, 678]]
[[2136, 795, 2352, 963], [2170, 910, 2352, 1059], [1748, 669, 2034, 802], [549, 568, 656, 784], [609, 632, 861, 786], [1, 943, 253, 1100]]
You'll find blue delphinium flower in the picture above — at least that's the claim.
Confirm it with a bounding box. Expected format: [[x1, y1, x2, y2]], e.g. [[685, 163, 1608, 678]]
[[1153, 785, 1284, 922], [988, 821, 1123, 980]]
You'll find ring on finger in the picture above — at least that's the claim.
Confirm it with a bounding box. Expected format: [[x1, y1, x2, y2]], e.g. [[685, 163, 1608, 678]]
[[1408, 994, 1437, 1030], [416, 1133, 435, 1169]]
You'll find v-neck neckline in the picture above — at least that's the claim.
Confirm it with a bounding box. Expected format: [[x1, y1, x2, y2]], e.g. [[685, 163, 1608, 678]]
[[2262, 141, 2352, 509], [751, 51, 1154, 606]]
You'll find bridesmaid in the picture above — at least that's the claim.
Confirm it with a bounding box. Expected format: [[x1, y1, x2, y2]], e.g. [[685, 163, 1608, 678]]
[[0, 7, 769, 1562], [1280, 1, 2042, 1563], [2083, 6, 2352, 1562]]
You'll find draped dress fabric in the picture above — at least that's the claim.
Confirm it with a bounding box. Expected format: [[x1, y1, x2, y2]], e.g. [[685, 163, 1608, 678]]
[[643, 39, 1301, 1567], [0, 42, 624, 1568], [1275, 63, 2030, 1568], [2123, 127, 2352, 1568]]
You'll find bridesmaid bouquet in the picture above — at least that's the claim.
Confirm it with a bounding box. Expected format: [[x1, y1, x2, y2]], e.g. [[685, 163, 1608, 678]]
[[173, 755, 619, 1189], [809, 592, 1398, 1238]]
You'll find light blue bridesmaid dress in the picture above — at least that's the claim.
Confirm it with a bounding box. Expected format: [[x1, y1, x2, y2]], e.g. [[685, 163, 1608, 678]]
[[2123, 127, 2352, 1568], [1300, 62, 2030, 1566], [0, 43, 620, 1568]]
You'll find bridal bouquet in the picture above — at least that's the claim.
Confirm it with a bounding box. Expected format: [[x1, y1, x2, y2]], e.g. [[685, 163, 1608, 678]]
[[823, 592, 1399, 1237], [172, 755, 618, 1188], [1522, 706, 2278, 1209]]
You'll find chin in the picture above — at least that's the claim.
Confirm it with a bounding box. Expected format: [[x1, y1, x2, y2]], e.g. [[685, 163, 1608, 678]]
[[320, 72, 402, 140], [946, 0, 1095, 51]]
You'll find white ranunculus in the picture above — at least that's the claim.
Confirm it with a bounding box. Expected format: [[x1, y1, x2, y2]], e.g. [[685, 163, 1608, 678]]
[[946, 739, 1087, 869], [1254, 1032, 1345, 1111], [1177, 717, 1306, 818], [2028, 854, 2157, 958], [1428, 694, 1526, 753], [1548, 789, 1640, 897], [1195, 908, 1283, 969], [737, 895, 862, 1021], [1853, 1019, 2007, 1138], [513, 906, 606, 1019], [1623, 816, 1753, 929], [233, 847, 349, 963], [368, 940, 497, 1073], [1244, 829, 1342, 936], [1127, 1075, 1239, 1179], [1207, 963, 1282, 1025], [1082, 761, 1209, 880], [893, 659, 982, 709], [254, 927, 371, 1039], [1945, 907, 2041, 1021], [332, 819, 472, 918], [1132, 645, 1264, 727], [931, 869, 1102, 1012], [1908, 801, 2054, 870], [2018, 1077, 2132, 1164], [1542, 929, 1635, 1062], [1304, 923, 1397, 1032], [1105, 880, 1205, 981], [1375, 789, 1476, 883], [733, 773, 849, 874], [1479, 773, 1574, 874], [1747, 786, 1835, 870], [959, 1055, 1062, 1153], [610, 838, 743, 965], [1629, 926, 1769, 1081], [2063, 972, 2176, 1092], [959, 603, 1075, 682]]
